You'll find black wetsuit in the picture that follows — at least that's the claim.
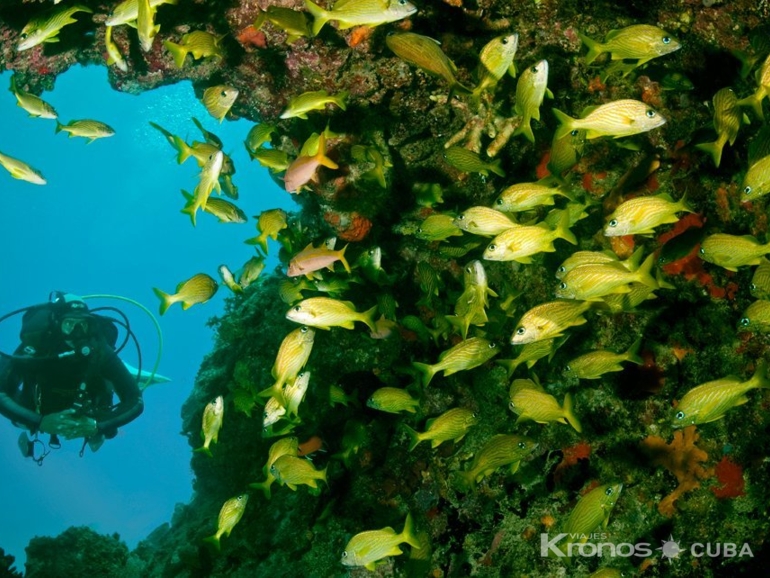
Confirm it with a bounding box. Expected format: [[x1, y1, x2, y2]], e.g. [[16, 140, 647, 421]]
[[0, 337, 143, 438]]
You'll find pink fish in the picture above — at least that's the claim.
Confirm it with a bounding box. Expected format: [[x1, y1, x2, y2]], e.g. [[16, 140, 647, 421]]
[[288, 242, 350, 278], [284, 131, 338, 193]]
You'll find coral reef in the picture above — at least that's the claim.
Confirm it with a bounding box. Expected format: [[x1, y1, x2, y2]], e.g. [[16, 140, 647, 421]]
[[24, 527, 129, 578], [5, 0, 770, 576]]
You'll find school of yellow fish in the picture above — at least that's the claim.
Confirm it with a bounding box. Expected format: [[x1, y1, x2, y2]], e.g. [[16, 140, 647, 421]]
[[9, 1, 770, 572]]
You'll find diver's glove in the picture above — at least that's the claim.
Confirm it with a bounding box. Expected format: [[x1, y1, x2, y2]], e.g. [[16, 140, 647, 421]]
[[39, 409, 98, 439]]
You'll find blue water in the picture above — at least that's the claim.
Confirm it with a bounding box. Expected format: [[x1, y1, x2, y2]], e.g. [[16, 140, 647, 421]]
[[0, 65, 288, 571]]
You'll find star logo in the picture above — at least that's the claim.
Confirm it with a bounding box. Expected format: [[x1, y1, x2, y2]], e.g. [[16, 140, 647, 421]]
[[658, 535, 684, 562]]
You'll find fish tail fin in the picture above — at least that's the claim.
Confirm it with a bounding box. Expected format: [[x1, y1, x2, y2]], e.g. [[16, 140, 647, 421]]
[[248, 479, 273, 500], [54, 121, 63, 134], [578, 32, 604, 65], [400, 512, 422, 549], [694, 140, 725, 168], [676, 190, 695, 214], [495, 358, 520, 378], [634, 253, 658, 288], [248, 232, 269, 254], [562, 392, 582, 433], [315, 131, 339, 169], [552, 108, 577, 140], [256, 381, 282, 400], [304, 0, 329, 36], [625, 336, 644, 365], [335, 90, 349, 111], [193, 445, 213, 458], [179, 190, 199, 226], [173, 135, 193, 164], [457, 469, 477, 491], [9, 73, 17, 94], [446, 314, 471, 340], [319, 464, 329, 486], [163, 39, 188, 68], [152, 287, 174, 316], [489, 158, 506, 177], [403, 424, 422, 451], [513, 116, 535, 143], [202, 534, 221, 553], [553, 210, 577, 245], [360, 304, 378, 332], [749, 358, 770, 389], [338, 243, 351, 273], [412, 362, 437, 388], [738, 91, 765, 121]]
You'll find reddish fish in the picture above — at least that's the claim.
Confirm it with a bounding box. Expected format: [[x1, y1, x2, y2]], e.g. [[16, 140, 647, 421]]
[[284, 131, 338, 193], [288, 242, 351, 278]]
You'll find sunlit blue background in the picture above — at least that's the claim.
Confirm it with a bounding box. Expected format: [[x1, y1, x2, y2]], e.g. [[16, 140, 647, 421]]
[[0, 65, 287, 572]]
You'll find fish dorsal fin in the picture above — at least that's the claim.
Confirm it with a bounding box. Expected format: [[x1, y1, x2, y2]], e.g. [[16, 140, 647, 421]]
[[741, 234, 759, 243], [301, 242, 316, 252], [604, 28, 623, 40], [425, 417, 436, 429], [340, 300, 356, 309], [580, 105, 599, 117], [656, 192, 674, 202]]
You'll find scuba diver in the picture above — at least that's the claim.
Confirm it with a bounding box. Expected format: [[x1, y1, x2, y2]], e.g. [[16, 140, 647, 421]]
[[0, 292, 161, 464]]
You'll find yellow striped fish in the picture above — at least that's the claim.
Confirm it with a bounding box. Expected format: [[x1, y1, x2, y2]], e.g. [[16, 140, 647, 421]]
[[17, 4, 93, 51], [553, 99, 665, 140], [305, 0, 417, 37], [9, 75, 57, 119], [511, 300, 591, 344], [404, 407, 479, 450], [202, 85, 239, 123], [105, 0, 178, 26], [164, 31, 224, 68], [0, 150, 46, 185], [193, 395, 224, 457], [55, 119, 115, 143], [202, 494, 249, 552], [152, 273, 218, 315]]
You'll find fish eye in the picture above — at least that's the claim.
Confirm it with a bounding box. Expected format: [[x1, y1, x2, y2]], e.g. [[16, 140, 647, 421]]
[[342, 551, 348, 558], [744, 185, 753, 196], [750, 283, 757, 291], [300, 326, 309, 333], [646, 109, 656, 118], [570, 129, 579, 136], [466, 265, 472, 273], [662, 36, 671, 44], [457, 214, 466, 221], [531, 66, 538, 73], [559, 282, 567, 290], [699, 247, 705, 255], [496, 198, 504, 206], [740, 317, 751, 327], [516, 326, 526, 335], [675, 411, 685, 420], [609, 219, 618, 228], [488, 342, 497, 349], [605, 487, 614, 496], [488, 244, 497, 251], [557, 266, 566, 273], [417, 227, 423, 233], [398, 0, 407, 4], [502, 37, 509, 45], [518, 441, 526, 449], [220, 90, 227, 97], [293, 306, 302, 312], [565, 365, 571, 371], [508, 401, 515, 410]]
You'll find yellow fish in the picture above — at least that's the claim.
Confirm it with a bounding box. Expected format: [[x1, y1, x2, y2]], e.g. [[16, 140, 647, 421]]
[[554, 254, 657, 301], [453, 206, 519, 237], [55, 119, 115, 143], [494, 181, 570, 213], [254, 6, 312, 45], [412, 337, 499, 387], [457, 434, 538, 489], [604, 193, 692, 236], [245, 123, 277, 153], [249, 436, 299, 499], [262, 396, 287, 430], [483, 214, 576, 264], [258, 326, 315, 400], [415, 213, 463, 242], [513, 59, 552, 143], [699, 233, 770, 272], [193, 395, 224, 457], [202, 85, 239, 123], [217, 264, 242, 293], [164, 30, 224, 68], [180, 189, 246, 225], [0, 150, 46, 185], [750, 257, 770, 299], [404, 407, 479, 450], [104, 25, 128, 73], [741, 154, 770, 202], [280, 90, 348, 119], [17, 4, 93, 52], [443, 146, 505, 177], [341, 513, 421, 571], [137, 0, 159, 52], [553, 99, 665, 140], [237, 255, 266, 288], [286, 297, 377, 331], [386, 32, 473, 96], [556, 249, 637, 280], [508, 378, 582, 432], [564, 337, 643, 379], [738, 53, 770, 120], [367, 387, 420, 414], [270, 454, 327, 490], [673, 359, 769, 427], [496, 338, 562, 378], [511, 299, 591, 345], [447, 260, 498, 339], [696, 88, 744, 168], [185, 151, 224, 224], [738, 300, 770, 332], [152, 272, 218, 315], [560, 483, 623, 550], [305, 0, 417, 37], [245, 208, 288, 254], [105, 0, 178, 27], [284, 371, 311, 417], [473, 33, 519, 96], [547, 128, 586, 181], [9, 75, 57, 119], [202, 494, 249, 552], [581, 24, 680, 65]]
